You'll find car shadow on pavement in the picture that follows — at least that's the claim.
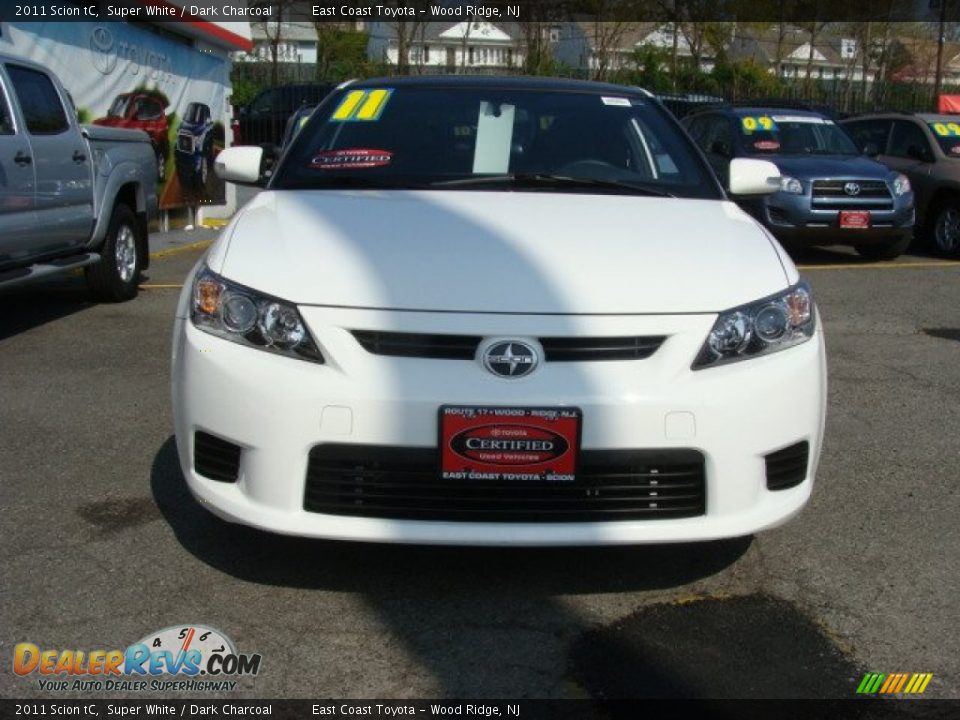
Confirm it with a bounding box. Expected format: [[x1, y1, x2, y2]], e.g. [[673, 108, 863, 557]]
[[0, 277, 93, 341], [150, 435, 751, 596], [152, 435, 761, 697]]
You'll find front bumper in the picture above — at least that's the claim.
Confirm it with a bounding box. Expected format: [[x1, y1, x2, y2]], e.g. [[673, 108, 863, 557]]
[[171, 306, 827, 546], [742, 190, 914, 246]]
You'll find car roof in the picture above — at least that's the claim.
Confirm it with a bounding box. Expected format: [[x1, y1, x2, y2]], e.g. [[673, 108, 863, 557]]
[[346, 75, 653, 96]]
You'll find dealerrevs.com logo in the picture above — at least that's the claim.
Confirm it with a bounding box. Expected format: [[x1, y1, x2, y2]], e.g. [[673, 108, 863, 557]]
[[14, 625, 262, 693]]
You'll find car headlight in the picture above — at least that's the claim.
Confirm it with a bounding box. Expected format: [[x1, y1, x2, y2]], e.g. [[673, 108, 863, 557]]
[[779, 176, 803, 194], [190, 265, 324, 363], [892, 173, 911, 196], [692, 281, 815, 369]]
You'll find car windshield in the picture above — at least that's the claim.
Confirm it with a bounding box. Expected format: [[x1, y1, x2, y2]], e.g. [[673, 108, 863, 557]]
[[274, 85, 721, 199], [927, 120, 960, 156], [738, 113, 858, 155], [184, 104, 207, 123], [107, 94, 131, 118]]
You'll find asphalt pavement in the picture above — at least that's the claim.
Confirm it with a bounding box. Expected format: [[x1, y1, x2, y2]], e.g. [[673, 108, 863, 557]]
[[1, 240, 958, 701]]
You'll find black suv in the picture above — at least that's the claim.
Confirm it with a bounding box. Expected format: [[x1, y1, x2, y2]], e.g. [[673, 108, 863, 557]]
[[683, 105, 915, 260], [235, 83, 334, 147]]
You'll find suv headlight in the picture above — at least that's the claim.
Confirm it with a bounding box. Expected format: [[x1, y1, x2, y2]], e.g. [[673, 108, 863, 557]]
[[692, 281, 815, 369], [892, 173, 911, 196], [190, 265, 324, 363], [779, 176, 803, 194]]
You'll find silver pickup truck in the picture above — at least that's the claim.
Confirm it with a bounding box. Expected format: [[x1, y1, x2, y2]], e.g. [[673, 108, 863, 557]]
[[0, 53, 157, 301]]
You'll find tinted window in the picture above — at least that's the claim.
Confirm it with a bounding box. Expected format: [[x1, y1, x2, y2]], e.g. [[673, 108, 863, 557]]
[[6, 65, 69, 134], [889, 121, 932, 160], [703, 116, 733, 157], [108, 94, 132, 118], [136, 98, 163, 120], [926, 118, 960, 156], [843, 119, 891, 154], [250, 90, 276, 113], [277, 86, 720, 199], [0, 82, 13, 135], [184, 103, 210, 123]]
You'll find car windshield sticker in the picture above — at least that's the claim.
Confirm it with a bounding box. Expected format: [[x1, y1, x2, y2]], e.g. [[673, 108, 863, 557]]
[[309, 148, 393, 170], [741, 116, 777, 133], [330, 89, 393, 122], [753, 140, 781, 151], [602, 96, 632, 107], [931, 122, 960, 137], [771, 115, 826, 124]]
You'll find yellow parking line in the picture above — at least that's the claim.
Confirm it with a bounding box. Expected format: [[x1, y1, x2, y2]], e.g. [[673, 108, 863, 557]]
[[150, 239, 213, 260], [798, 260, 960, 271]]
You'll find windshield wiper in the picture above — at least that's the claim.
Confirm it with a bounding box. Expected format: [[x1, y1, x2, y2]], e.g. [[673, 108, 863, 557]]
[[430, 173, 676, 197]]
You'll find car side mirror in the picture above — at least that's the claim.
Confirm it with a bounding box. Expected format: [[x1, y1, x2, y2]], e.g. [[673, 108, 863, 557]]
[[214, 146, 267, 186], [862, 142, 879, 157], [728, 158, 781, 195], [710, 140, 731, 158]]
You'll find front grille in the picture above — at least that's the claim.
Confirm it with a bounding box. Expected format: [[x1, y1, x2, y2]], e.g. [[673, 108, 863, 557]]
[[194, 431, 241, 483], [304, 445, 706, 522], [811, 180, 892, 211], [351, 331, 666, 362], [765, 441, 809, 491], [176, 133, 193, 153]]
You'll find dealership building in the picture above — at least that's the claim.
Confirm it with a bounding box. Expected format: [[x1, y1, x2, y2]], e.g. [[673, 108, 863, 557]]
[[0, 17, 252, 223]]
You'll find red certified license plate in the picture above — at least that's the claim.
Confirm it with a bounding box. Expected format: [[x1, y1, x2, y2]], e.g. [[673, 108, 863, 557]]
[[839, 210, 871, 229], [440, 406, 581, 482]]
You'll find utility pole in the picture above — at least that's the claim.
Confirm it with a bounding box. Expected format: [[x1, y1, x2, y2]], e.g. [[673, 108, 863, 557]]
[[934, 0, 948, 110]]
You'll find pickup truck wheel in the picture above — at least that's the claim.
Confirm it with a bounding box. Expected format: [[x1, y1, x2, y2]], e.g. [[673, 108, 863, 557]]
[[85, 204, 141, 302], [854, 234, 911, 262], [932, 203, 960, 256]]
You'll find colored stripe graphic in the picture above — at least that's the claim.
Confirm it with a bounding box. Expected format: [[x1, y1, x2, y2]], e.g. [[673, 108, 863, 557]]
[[355, 89, 392, 120], [331, 90, 367, 121], [330, 89, 393, 122], [857, 672, 932, 694]]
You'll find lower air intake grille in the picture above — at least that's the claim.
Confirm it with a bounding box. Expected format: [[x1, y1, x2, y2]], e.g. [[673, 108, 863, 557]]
[[351, 331, 665, 362], [765, 441, 809, 491], [304, 445, 705, 522], [194, 431, 241, 483]]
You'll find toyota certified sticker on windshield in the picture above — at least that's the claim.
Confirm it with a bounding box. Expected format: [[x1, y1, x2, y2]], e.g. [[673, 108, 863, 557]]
[[440, 406, 581, 482], [754, 140, 781, 151], [309, 148, 393, 170]]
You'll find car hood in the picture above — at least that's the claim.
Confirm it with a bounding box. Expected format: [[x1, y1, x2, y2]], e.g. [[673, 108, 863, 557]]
[[757, 154, 894, 180], [216, 190, 791, 314]]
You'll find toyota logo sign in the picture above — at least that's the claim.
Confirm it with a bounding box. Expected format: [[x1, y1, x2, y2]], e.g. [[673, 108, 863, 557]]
[[843, 182, 861, 196], [482, 341, 539, 378]]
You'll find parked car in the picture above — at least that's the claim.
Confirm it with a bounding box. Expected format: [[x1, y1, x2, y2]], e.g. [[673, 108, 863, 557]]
[[175, 102, 215, 193], [0, 54, 157, 301], [173, 76, 826, 545], [93, 91, 169, 182], [842, 112, 960, 256], [234, 83, 334, 147], [683, 105, 915, 260]]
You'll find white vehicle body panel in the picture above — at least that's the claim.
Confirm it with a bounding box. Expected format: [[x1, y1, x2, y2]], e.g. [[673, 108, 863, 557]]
[[214, 190, 789, 314]]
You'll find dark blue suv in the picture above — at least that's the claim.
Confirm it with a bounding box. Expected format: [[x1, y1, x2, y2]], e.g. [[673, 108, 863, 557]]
[[683, 106, 915, 260]]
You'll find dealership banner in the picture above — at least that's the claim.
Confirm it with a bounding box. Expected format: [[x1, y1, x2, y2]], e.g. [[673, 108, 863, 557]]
[[0, 21, 228, 210]]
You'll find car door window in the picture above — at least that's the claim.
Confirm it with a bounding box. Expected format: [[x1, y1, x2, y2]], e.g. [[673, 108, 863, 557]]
[[889, 121, 933, 161], [5, 64, 68, 135], [686, 116, 708, 147], [0, 82, 14, 134], [844, 119, 891, 154], [704, 116, 733, 158], [137, 99, 163, 121], [250, 90, 275, 114]]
